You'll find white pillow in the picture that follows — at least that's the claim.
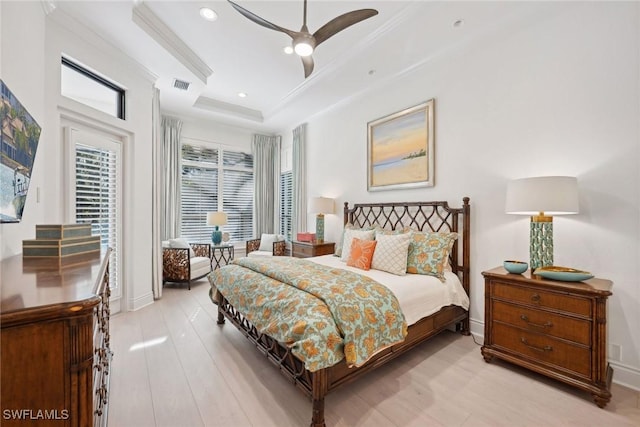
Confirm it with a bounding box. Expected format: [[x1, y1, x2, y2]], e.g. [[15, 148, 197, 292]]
[[169, 238, 195, 258], [371, 232, 412, 276], [340, 229, 375, 262], [259, 233, 283, 252]]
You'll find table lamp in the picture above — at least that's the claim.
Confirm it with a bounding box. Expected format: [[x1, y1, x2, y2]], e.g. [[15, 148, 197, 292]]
[[505, 176, 579, 270], [308, 197, 334, 244], [207, 212, 228, 245]]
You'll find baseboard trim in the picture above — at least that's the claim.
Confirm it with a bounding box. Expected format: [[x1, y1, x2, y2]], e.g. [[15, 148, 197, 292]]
[[609, 361, 640, 391], [466, 317, 640, 391], [129, 291, 154, 311]]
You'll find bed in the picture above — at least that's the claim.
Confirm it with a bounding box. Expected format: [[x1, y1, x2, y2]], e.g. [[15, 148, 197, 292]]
[[210, 198, 470, 427]]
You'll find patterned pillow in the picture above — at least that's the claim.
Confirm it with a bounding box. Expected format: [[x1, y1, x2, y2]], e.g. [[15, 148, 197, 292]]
[[406, 231, 458, 280], [340, 229, 375, 262], [404, 227, 453, 272], [371, 231, 412, 276], [346, 238, 377, 271]]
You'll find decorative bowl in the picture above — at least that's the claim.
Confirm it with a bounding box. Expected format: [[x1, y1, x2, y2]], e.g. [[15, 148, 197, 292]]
[[503, 260, 528, 274], [534, 266, 594, 282]]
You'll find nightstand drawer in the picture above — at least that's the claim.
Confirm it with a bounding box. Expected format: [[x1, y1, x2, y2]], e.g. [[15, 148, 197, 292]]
[[492, 300, 591, 346], [292, 242, 335, 258], [492, 323, 591, 378], [493, 281, 591, 317], [294, 244, 315, 257]]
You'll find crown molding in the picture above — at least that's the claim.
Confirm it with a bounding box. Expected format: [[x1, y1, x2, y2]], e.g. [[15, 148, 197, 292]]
[[132, 2, 213, 84], [193, 96, 263, 123], [47, 8, 158, 84]]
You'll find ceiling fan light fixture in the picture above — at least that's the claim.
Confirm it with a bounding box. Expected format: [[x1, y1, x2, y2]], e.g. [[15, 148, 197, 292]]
[[294, 41, 313, 57]]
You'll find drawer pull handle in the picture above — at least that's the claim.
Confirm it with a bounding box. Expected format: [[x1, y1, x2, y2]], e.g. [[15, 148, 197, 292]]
[[530, 293, 541, 303], [520, 315, 553, 329], [520, 337, 552, 352]]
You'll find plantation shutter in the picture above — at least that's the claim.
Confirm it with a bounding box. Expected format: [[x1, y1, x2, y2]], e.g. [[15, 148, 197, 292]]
[[180, 144, 218, 242], [280, 171, 293, 241], [75, 143, 119, 292], [223, 151, 253, 242]]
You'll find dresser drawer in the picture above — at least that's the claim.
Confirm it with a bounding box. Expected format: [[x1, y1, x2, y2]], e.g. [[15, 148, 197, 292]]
[[492, 300, 591, 346], [492, 322, 591, 378], [493, 281, 591, 317]]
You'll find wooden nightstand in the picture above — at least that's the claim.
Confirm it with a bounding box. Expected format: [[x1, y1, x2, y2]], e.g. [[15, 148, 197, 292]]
[[481, 267, 613, 408], [291, 241, 335, 258]]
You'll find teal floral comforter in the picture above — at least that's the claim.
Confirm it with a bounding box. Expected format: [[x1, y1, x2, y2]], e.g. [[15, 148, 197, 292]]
[[209, 257, 407, 372]]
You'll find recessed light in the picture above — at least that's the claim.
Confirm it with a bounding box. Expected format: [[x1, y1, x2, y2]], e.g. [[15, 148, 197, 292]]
[[200, 7, 218, 21], [368, 69, 376, 76], [283, 46, 294, 55], [238, 92, 247, 98], [453, 19, 464, 28]]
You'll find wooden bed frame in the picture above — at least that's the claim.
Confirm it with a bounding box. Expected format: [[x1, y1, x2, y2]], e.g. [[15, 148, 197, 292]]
[[215, 198, 471, 427]]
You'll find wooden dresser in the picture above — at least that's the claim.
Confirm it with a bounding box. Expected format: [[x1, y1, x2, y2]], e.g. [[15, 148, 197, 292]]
[[291, 241, 335, 258], [481, 267, 613, 407], [0, 249, 112, 426]]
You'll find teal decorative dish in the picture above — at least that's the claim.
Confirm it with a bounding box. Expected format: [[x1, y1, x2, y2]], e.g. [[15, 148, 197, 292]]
[[534, 266, 594, 282], [503, 260, 528, 274]]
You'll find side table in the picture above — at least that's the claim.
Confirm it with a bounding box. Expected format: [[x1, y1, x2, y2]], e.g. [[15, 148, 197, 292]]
[[211, 244, 234, 269], [481, 266, 613, 407]]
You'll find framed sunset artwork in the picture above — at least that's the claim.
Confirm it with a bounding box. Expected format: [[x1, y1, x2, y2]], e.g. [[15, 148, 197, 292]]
[[367, 99, 434, 191]]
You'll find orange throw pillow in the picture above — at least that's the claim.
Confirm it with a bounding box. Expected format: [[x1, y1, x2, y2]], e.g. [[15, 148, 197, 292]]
[[347, 238, 377, 271]]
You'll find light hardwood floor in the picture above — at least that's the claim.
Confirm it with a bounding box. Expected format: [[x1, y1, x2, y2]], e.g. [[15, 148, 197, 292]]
[[108, 278, 640, 427]]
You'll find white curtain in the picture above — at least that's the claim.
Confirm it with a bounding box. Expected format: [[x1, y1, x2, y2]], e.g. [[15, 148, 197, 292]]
[[161, 116, 183, 241], [151, 88, 163, 299], [252, 134, 281, 236], [292, 123, 307, 238]]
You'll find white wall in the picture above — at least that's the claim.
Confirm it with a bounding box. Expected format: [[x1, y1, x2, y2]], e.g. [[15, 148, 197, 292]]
[[1, 4, 156, 312], [289, 2, 640, 389], [0, 1, 46, 258]]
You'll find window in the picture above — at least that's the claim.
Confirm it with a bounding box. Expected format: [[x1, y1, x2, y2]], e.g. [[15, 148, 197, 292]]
[[280, 171, 293, 241], [222, 151, 253, 242], [69, 128, 122, 301], [180, 141, 253, 244], [181, 144, 218, 241], [61, 57, 125, 119]]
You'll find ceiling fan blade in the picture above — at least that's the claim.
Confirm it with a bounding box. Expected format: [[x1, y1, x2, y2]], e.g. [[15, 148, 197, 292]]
[[302, 55, 314, 78], [228, 0, 297, 38], [313, 9, 378, 47]]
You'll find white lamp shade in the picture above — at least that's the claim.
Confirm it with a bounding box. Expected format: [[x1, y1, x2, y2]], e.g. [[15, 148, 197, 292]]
[[309, 197, 334, 214], [505, 176, 579, 215], [206, 211, 228, 226]]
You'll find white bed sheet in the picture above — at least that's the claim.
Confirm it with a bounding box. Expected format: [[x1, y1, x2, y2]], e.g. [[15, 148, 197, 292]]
[[308, 255, 470, 326]]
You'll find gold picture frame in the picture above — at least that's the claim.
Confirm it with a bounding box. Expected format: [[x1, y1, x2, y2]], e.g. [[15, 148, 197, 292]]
[[367, 99, 434, 191]]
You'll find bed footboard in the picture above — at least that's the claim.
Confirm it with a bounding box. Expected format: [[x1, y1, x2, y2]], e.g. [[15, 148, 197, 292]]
[[217, 293, 467, 427]]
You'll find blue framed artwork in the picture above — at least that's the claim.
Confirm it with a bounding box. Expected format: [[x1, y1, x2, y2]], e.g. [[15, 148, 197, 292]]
[[1, 79, 41, 223]]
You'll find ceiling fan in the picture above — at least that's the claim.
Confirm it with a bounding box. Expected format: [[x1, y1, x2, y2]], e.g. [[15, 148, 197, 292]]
[[228, 0, 378, 78]]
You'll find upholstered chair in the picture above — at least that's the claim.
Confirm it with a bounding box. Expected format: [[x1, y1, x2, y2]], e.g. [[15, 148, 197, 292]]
[[162, 238, 212, 290], [246, 233, 286, 257]]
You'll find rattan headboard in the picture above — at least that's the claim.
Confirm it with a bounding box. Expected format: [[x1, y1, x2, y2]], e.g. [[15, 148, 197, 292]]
[[343, 198, 471, 295]]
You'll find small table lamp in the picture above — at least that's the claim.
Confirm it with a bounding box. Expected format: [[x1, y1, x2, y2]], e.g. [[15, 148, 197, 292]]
[[505, 176, 579, 270], [207, 212, 228, 245], [309, 197, 334, 244]]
